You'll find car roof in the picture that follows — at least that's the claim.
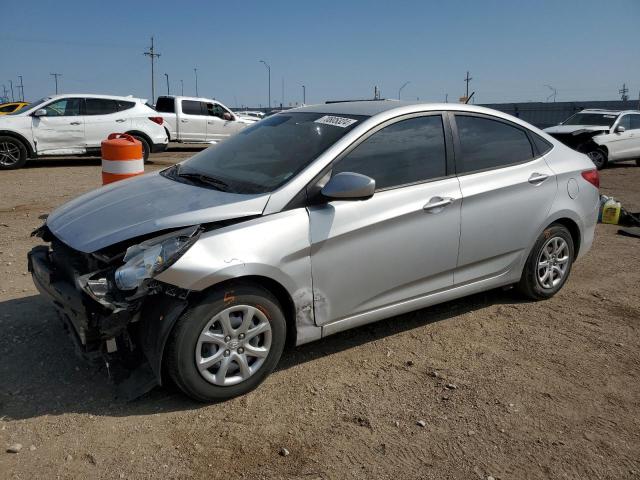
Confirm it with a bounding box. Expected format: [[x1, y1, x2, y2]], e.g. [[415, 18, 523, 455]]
[[579, 109, 640, 115], [290, 100, 525, 119], [45, 93, 146, 102]]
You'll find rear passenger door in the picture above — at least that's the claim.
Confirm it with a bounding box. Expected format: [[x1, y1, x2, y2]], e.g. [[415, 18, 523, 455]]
[[84, 98, 129, 148], [451, 113, 557, 284], [179, 100, 207, 142]]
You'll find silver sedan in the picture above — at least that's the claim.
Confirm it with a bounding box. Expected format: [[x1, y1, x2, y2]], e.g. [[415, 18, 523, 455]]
[[29, 101, 599, 401]]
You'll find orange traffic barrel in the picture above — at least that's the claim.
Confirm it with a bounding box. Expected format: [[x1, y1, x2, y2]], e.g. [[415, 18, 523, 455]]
[[101, 133, 144, 185]]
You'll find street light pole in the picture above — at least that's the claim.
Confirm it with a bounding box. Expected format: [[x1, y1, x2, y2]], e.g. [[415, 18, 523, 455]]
[[259, 60, 271, 109], [180, 79, 184, 96], [164, 73, 170, 95], [18, 75, 24, 101], [302, 85, 306, 104], [49, 74, 62, 95], [194, 68, 198, 97], [398, 81, 410, 100]]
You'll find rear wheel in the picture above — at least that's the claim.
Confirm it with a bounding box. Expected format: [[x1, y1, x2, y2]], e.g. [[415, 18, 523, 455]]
[[0, 136, 28, 170], [517, 224, 575, 300], [130, 135, 150, 162], [587, 149, 607, 170], [164, 284, 286, 402]]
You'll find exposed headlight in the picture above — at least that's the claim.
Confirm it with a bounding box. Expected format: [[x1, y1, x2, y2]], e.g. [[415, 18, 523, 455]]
[[114, 226, 200, 291]]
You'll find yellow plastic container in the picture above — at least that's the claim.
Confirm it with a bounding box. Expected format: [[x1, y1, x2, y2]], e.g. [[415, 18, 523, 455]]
[[601, 199, 622, 225]]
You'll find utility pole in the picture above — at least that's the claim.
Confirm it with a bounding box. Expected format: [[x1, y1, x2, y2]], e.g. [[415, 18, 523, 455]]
[[49, 74, 61, 94], [398, 81, 410, 100], [619, 83, 629, 101], [180, 79, 184, 96], [9, 80, 14, 101], [302, 85, 306, 104], [2, 84, 8, 103], [194, 68, 199, 96], [544, 84, 557, 102], [374, 86, 380, 99], [281, 77, 284, 109], [164, 73, 170, 95], [17, 75, 24, 101], [445, 93, 449, 103], [464, 71, 473, 100], [143, 36, 161, 103], [259, 60, 271, 108]]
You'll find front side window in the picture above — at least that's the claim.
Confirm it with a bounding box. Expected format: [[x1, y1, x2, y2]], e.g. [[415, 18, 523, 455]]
[[171, 112, 366, 193], [43, 98, 81, 117], [630, 115, 640, 130], [208, 103, 231, 119], [333, 115, 447, 190], [85, 98, 118, 116], [618, 115, 631, 130], [181, 100, 204, 115], [455, 115, 533, 173]]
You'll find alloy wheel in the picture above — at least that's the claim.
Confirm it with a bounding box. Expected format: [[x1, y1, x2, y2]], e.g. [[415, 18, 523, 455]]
[[0, 142, 21, 167], [536, 236, 570, 289], [195, 305, 272, 386]]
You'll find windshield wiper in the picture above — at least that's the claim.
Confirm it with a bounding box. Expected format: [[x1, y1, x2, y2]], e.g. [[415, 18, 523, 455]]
[[176, 168, 231, 192]]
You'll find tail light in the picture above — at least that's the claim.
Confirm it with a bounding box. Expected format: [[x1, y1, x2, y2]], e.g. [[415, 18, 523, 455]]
[[148, 116, 163, 125], [581, 169, 599, 189]]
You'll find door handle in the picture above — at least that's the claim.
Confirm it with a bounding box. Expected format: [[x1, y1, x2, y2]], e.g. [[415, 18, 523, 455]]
[[181, 119, 188, 123], [528, 173, 549, 185], [423, 196, 454, 212], [115, 118, 126, 123], [69, 121, 81, 125]]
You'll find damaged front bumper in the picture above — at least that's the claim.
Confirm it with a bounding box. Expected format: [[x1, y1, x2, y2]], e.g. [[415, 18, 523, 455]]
[[28, 242, 190, 398]]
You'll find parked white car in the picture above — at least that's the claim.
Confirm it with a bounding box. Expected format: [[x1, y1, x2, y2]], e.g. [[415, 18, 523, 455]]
[[155, 96, 255, 144], [544, 109, 640, 169], [0, 94, 168, 170]]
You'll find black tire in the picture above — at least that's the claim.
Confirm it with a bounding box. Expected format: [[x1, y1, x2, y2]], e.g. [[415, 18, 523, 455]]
[[164, 284, 287, 402], [517, 224, 575, 300], [0, 136, 28, 170], [130, 135, 150, 162], [587, 148, 607, 170]]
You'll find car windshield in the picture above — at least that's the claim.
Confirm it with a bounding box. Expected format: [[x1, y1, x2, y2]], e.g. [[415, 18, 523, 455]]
[[9, 97, 49, 115], [563, 113, 618, 127], [169, 112, 367, 194]]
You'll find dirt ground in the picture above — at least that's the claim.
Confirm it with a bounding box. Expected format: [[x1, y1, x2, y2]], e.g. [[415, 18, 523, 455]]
[[0, 149, 639, 480]]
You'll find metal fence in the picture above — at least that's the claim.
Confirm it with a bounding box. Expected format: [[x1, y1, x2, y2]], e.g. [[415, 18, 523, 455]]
[[479, 100, 640, 129]]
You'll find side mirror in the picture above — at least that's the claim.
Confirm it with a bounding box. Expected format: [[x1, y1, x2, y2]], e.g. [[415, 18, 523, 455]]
[[33, 109, 47, 117], [223, 112, 233, 121], [321, 172, 375, 200], [615, 125, 626, 133]]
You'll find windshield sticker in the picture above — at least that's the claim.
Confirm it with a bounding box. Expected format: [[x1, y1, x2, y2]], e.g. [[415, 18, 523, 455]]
[[315, 115, 358, 128]]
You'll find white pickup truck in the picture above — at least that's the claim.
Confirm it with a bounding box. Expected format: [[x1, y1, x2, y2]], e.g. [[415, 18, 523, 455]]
[[154, 96, 255, 144]]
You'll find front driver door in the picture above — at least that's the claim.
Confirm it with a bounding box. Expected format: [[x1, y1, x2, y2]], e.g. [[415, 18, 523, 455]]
[[32, 98, 85, 154], [308, 114, 461, 326], [205, 103, 244, 142]]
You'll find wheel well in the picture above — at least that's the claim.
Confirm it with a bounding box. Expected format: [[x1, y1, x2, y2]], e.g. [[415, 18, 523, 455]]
[[0, 130, 35, 157], [125, 130, 152, 146], [164, 127, 172, 141], [197, 276, 298, 348], [552, 218, 581, 256]]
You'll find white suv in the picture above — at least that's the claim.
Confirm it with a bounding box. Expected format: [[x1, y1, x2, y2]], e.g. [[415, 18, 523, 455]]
[[544, 109, 640, 169], [0, 94, 168, 170]]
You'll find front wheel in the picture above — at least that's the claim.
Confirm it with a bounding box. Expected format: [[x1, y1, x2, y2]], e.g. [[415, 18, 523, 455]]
[[0, 136, 28, 170], [517, 224, 575, 300], [164, 284, 286, 402], [587, 149, 607, 170]]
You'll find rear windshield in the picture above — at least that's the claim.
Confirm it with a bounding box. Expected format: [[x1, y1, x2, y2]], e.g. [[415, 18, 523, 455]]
[[155, 97, 175, 113], [563, 113, 618, 127], [172, 112, 367, 194]]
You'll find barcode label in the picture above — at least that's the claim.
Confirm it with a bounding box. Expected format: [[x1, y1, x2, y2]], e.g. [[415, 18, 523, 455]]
[[314, 115, 358, 128]]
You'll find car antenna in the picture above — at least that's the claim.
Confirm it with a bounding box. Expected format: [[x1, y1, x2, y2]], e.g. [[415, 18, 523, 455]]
[[465, 92, 475, 104]]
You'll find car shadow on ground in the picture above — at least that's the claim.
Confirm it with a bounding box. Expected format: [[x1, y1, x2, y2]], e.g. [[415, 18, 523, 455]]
[[0, 288, 531, 420], [25, 157, 102, 168]]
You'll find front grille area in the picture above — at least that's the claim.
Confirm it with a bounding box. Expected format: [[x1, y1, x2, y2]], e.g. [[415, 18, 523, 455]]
[[50, 238, 97, 284]]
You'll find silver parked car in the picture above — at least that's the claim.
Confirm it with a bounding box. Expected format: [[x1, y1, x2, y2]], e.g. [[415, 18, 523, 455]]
[[28, 101, 600, 402]]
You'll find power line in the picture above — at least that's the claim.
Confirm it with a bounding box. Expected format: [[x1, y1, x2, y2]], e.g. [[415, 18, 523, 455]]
[[50, 73, 62, 94], [143, 36, 161, 103]]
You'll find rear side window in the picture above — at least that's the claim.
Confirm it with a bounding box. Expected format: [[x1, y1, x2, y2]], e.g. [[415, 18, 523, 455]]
[[85, 98, 118, 115], [182, 100, 204, 115], [0, 104, 15, 113], [117, 101, 136, 112], [155, 97, 175, 113], [531, 133, 553, 156], [333, 115, 447, 190], [455, 115, 533, 173]]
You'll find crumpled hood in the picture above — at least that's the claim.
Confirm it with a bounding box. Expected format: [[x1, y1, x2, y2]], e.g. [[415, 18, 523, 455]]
[[543, 124, 610, 136], [46, 171, 270, 253]]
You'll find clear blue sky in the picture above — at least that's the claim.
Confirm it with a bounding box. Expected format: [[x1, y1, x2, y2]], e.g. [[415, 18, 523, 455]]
[[2, 0, 639, 107]]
